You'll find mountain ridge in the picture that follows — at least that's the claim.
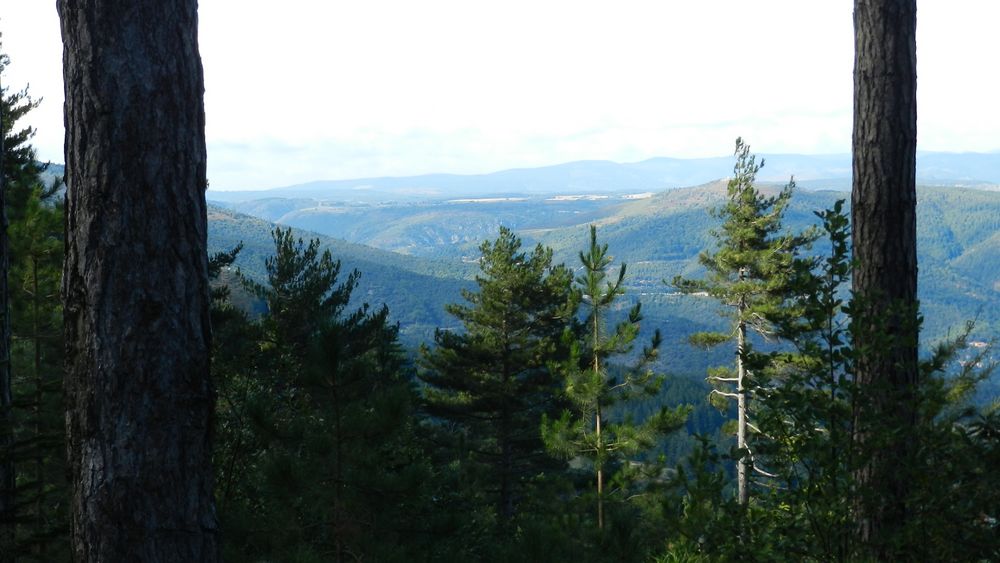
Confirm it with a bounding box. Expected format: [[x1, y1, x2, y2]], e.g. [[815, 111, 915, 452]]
[[207, 151, 1000, 203]]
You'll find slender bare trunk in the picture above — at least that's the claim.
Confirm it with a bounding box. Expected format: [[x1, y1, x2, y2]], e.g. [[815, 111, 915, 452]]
[[736, 317, 748, 506], [593, 313, 604, 530]]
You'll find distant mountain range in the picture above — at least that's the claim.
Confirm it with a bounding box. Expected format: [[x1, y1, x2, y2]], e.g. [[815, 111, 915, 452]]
[[207, 151, 1000, 204]]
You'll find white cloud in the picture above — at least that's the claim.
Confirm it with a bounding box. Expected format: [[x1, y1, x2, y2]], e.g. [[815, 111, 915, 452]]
[[3, 1, 998, 190]]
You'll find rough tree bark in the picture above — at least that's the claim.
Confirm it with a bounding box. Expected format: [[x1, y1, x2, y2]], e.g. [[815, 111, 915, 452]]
[[58, 1, 219, 561], [851, 0, 918, 556]]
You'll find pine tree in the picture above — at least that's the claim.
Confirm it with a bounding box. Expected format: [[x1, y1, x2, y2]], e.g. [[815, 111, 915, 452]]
[[0, 52, 43, 194], [420, 226, 576, 530], [672, 138, 814, 505], [0, 46, 17, 561], [747, 201, 856, 559], [9, 183, 67, 560], [738, 200, 1000, 561], [2, 48, 69, 560], [543, 225, 688, 530], [215, 228, 432, 562], [206, 243, 260, 521], [246, 227, 358, 365]]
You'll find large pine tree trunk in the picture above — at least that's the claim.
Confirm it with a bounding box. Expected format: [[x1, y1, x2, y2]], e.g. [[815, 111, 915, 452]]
[[851, 0, 918, 556], [58, 1, 219, 560]]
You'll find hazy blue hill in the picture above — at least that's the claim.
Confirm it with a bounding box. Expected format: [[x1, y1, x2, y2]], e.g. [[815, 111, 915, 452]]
[[917, 151, 1000, 186], [216, 197, 322, 222], [204, 205, 734, 374], [277, 203, 530, 258], [219, 195, 619, 259], [629, 151, 1000, 187], [207, 206, 474, 344], [527, 184, 1000, 344], [206, 151, 1000, 204], [521, 181, 837, 271], [208, 160, 671, 203], [204, 204, 735, 374], [950, 231, 1000, 291]]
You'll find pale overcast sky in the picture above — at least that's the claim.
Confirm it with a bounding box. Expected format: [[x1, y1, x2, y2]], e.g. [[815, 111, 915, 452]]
[[2, 1, 998, 190]]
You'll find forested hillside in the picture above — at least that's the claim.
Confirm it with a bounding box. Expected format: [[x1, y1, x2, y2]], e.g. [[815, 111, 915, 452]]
[[207, 206, 474, 343], [210, 180, 1000, 355], [525, 183, 1000, 344]]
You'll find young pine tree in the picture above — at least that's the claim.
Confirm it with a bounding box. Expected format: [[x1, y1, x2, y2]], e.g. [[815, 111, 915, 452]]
[[737, 201, 1000, 561], [0, 50, 44, 557], [8, 183, 67, 561], [672, 138, 814, 505], [247, 227, 360, 368], [419, 226, 577, 531], [215, 228, 432, 562], [543, 225, 689, 531], [746, 201, 856, 559]]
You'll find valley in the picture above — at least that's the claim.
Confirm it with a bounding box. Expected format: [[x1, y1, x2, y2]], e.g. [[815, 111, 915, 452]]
[[207, 159, 1000, 383]]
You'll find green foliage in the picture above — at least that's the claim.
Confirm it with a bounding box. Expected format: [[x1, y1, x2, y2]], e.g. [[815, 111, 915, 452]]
[[213, 229, 440, 562], [2, 54, 69, 560], [543, 225, 690, 531], [656, 199, 1000, 562], [208, 181, 1000, 377], [900, 334, 1000, 561], [1, 83, 998, 559], [671, 139, 816, 504], [246, 227, 360, 357], [1, 58, 45, 199], [673, 139, 815, 346], [7, 185, 67, 560], [652, 204, 855, 562], [419, 226, 576, 529], [206, 206, 473, 346], [659, 437, 766, 561], [743, 201, 857, 560]]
